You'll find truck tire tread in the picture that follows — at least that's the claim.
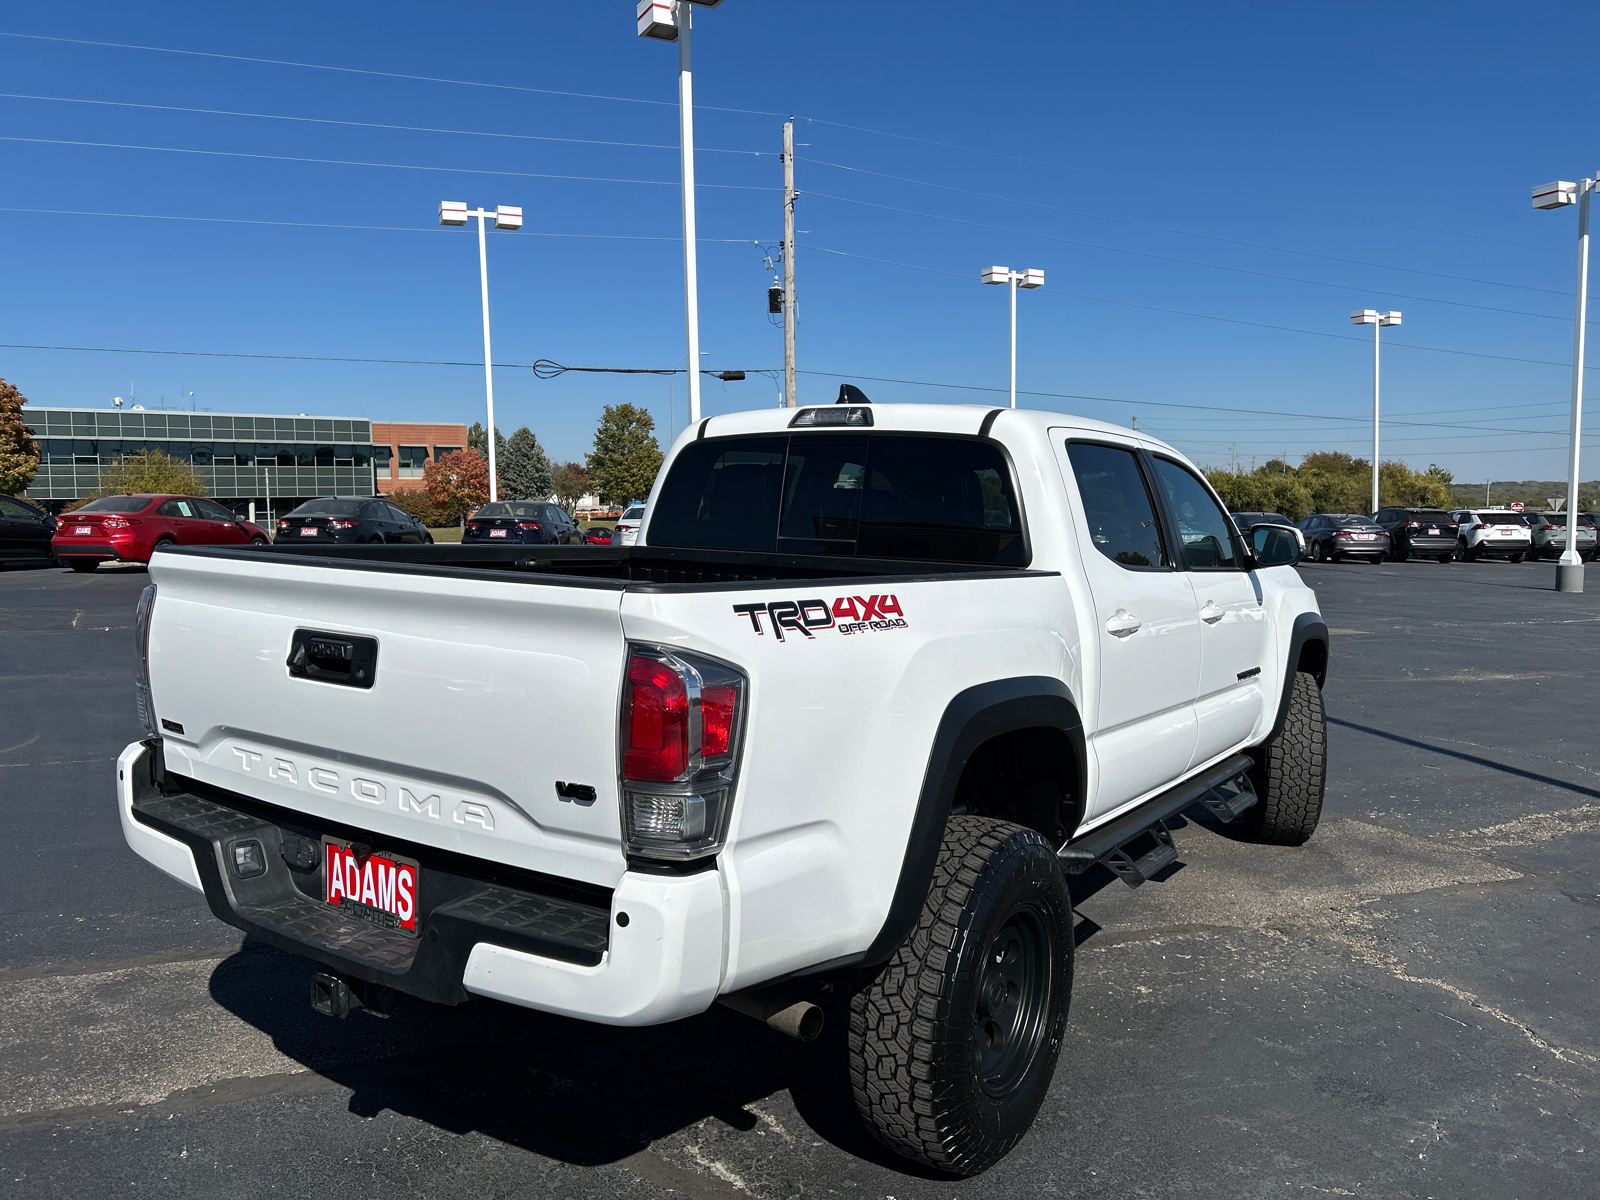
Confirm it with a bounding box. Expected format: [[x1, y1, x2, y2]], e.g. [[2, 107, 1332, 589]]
[[848, 815, 1072, 1176], [1246, 670, 1325, 845]]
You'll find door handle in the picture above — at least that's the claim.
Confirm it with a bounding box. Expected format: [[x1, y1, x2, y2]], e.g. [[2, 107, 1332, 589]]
[[1105, 610, 1142, 638], [1200, 600, 1225, 624]]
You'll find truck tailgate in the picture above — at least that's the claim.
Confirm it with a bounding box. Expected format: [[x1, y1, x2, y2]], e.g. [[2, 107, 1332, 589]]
[[146, 551, 629, 889]]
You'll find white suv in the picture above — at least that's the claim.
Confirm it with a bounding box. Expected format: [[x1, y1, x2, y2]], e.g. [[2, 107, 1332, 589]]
[[614, 504, 646, 546], [1452, 510, 1532, 562]]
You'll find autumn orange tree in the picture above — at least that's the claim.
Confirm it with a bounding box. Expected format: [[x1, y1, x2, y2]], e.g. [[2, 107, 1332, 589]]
[[423, 447, 490, 523], [0, 377, 41, 496]]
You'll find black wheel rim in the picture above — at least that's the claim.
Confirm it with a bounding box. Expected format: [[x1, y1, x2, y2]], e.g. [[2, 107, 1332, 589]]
[[971, 905, 1051, 1097]]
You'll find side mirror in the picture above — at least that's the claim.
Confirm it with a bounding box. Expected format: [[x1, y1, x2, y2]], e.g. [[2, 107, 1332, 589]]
[[1252, 523, 1304, 568]]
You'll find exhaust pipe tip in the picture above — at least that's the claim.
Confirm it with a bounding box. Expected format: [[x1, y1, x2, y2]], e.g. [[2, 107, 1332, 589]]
[[717, 988, 825, 1042], [766, 999, 824, 1042]]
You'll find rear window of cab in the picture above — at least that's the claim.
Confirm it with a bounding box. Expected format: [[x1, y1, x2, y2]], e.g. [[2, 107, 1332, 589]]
[[648, 433, 1026, 565]]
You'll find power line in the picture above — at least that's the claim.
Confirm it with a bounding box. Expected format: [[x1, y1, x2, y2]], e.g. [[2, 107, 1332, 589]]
[[0, 91, 765, 155], [0, 134, 777, 190], [792, 369, 1568, 435], [0, 28, 1566, 260], [0, 205, 758, 242], [804, 192, 1575, 324], [794, 116, 1566, 256], [796, 156, 1569, 298], [799, 243, 1599, 373], [2, 336, 1579, 437], [0, 30, 786, 116]]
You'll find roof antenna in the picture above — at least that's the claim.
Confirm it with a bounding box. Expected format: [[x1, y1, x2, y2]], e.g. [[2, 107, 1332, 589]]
[[837, 384, 871, 405]]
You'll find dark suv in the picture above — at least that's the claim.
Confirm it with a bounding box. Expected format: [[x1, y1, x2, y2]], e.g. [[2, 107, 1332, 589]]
[[1373, 507, 1457, 563]]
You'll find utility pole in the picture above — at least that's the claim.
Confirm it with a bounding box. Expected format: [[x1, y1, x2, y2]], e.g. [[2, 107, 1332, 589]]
[[782, 120, 798, 408]]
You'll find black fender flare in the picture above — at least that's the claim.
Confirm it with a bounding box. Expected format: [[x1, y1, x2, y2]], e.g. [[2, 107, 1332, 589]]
[[1264, 611, 1329, 743], [856, 676, 1085, 968]]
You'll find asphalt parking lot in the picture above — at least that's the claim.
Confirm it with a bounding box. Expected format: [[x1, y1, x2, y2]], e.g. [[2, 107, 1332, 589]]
[[2, 556, 1596, 1198]]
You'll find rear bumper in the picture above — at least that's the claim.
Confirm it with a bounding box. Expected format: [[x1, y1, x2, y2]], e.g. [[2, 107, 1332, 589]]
[[1469, 539, 1531, 555], [1400, 535, 1455, 553], [51, 541, 124, 560], [117, 740, 724, 1025]]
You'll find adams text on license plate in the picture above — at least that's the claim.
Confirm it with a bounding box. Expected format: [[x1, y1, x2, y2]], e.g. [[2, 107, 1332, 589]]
[[324, 841, 418, 933]]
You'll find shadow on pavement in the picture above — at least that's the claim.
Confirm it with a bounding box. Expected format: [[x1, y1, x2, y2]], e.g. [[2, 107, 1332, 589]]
[[1330, 717, 1600, 801], [208, 938, 951, 1178]]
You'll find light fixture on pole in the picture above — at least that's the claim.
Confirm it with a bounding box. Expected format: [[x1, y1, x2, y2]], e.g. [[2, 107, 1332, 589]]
[[1533, 176, 1593, 593], [1350, 308, 1401, 515], [981, 266, 1044, 409], [439, 200, 522, 502], [637, 0, 725, 425]]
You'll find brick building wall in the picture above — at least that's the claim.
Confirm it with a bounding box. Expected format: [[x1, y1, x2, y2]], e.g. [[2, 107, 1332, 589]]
[[370, 422, 470, 495]]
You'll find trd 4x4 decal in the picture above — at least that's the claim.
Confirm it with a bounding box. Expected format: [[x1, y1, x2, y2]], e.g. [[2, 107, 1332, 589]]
[[733, 594, 907, 641]]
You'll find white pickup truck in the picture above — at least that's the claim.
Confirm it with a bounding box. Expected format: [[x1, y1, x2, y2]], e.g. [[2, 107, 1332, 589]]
[[118, 398, 1327, 1175]]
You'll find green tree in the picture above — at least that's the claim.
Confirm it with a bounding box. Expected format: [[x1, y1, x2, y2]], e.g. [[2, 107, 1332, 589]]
[[82, 448, 206, 504], [551, 461, 592, 512], [501, 426, 552, 500], [0, 377, 41, 495], [424, 447, 490, 522], [586, 404, 663, 505]]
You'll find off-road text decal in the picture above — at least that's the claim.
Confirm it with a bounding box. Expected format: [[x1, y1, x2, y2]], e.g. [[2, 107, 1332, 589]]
[[732, 595, 907, 641]]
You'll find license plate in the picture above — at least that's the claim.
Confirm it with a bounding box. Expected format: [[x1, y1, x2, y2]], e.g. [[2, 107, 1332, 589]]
[[1354, 533, 1374, 540], [299, 527, 319, 536], [74, 525, 91, 535], [324, 840, 419, 934], [1427, 527, 1440, 534], [488, 528, 508, 538]]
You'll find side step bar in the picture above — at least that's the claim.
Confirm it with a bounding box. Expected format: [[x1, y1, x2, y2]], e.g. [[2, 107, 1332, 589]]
[[1058, 752, 1256, 887]]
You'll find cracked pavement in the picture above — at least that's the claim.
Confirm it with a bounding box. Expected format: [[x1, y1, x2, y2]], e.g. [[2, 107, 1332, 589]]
[[1, 557, 1596, 1197]]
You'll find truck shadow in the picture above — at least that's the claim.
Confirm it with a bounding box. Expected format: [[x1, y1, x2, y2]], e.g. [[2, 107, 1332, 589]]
[[208, 939, 951, 1178]]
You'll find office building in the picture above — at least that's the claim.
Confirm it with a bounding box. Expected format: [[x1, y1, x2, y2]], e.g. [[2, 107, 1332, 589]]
[[25, 407, 378, 515], [370, 422, 470, 496]]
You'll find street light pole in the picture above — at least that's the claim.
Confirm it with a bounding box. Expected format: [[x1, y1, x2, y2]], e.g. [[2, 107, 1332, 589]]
[[676, 4, 702, 426], [638, 0, 725, 426], [1350, 309, 1401, 515], [982, 265, 1045, 409], [439, 201, 522, 503], [1533, 177, 1593, 593]]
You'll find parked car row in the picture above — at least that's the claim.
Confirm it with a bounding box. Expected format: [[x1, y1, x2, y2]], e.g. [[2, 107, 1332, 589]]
[[1230, 506, 1600, 565]]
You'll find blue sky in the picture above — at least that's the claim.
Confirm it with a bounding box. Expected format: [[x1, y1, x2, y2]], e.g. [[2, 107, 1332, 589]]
[[2, 2, 1598, 482]]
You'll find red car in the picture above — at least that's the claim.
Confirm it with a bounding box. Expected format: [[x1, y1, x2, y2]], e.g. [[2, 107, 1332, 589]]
[[52, 494, 270, 571], [582, 525, 615, 545]]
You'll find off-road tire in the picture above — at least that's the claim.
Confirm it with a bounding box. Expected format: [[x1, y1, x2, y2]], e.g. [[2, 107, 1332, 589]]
[[848, 816, 1074, 1177], [1244, 671, 1326, 845]]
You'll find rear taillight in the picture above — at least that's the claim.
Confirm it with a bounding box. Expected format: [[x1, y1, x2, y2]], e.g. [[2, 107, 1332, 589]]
[[624, 655, 689, 782], [103, 517, 131, 530], [277, 519, 290, 528], [327, 519, 358, 530], [134, 584, 158, 738], [620, 645, 747, 861], [516, 521, 542, 530]]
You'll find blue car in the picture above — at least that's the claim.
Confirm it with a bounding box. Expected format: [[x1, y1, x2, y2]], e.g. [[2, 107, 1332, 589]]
[[462, 501, 584, 546]]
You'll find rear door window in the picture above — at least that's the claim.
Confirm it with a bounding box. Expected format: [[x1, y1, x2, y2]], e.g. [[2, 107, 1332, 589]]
[[1150, 458, 1242, 570], [1065, 443, 1169, 569]]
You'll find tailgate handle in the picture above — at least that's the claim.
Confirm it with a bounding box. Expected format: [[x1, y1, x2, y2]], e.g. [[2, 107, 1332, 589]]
[[287, 629, 379, 689]]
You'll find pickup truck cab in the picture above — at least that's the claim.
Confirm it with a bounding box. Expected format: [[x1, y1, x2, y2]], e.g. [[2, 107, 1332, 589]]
[[117, 399, 1327, 1175]]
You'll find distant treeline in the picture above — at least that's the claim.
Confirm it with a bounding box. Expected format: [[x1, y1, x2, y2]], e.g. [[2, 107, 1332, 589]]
[[1205, 453, 1453, 522]]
